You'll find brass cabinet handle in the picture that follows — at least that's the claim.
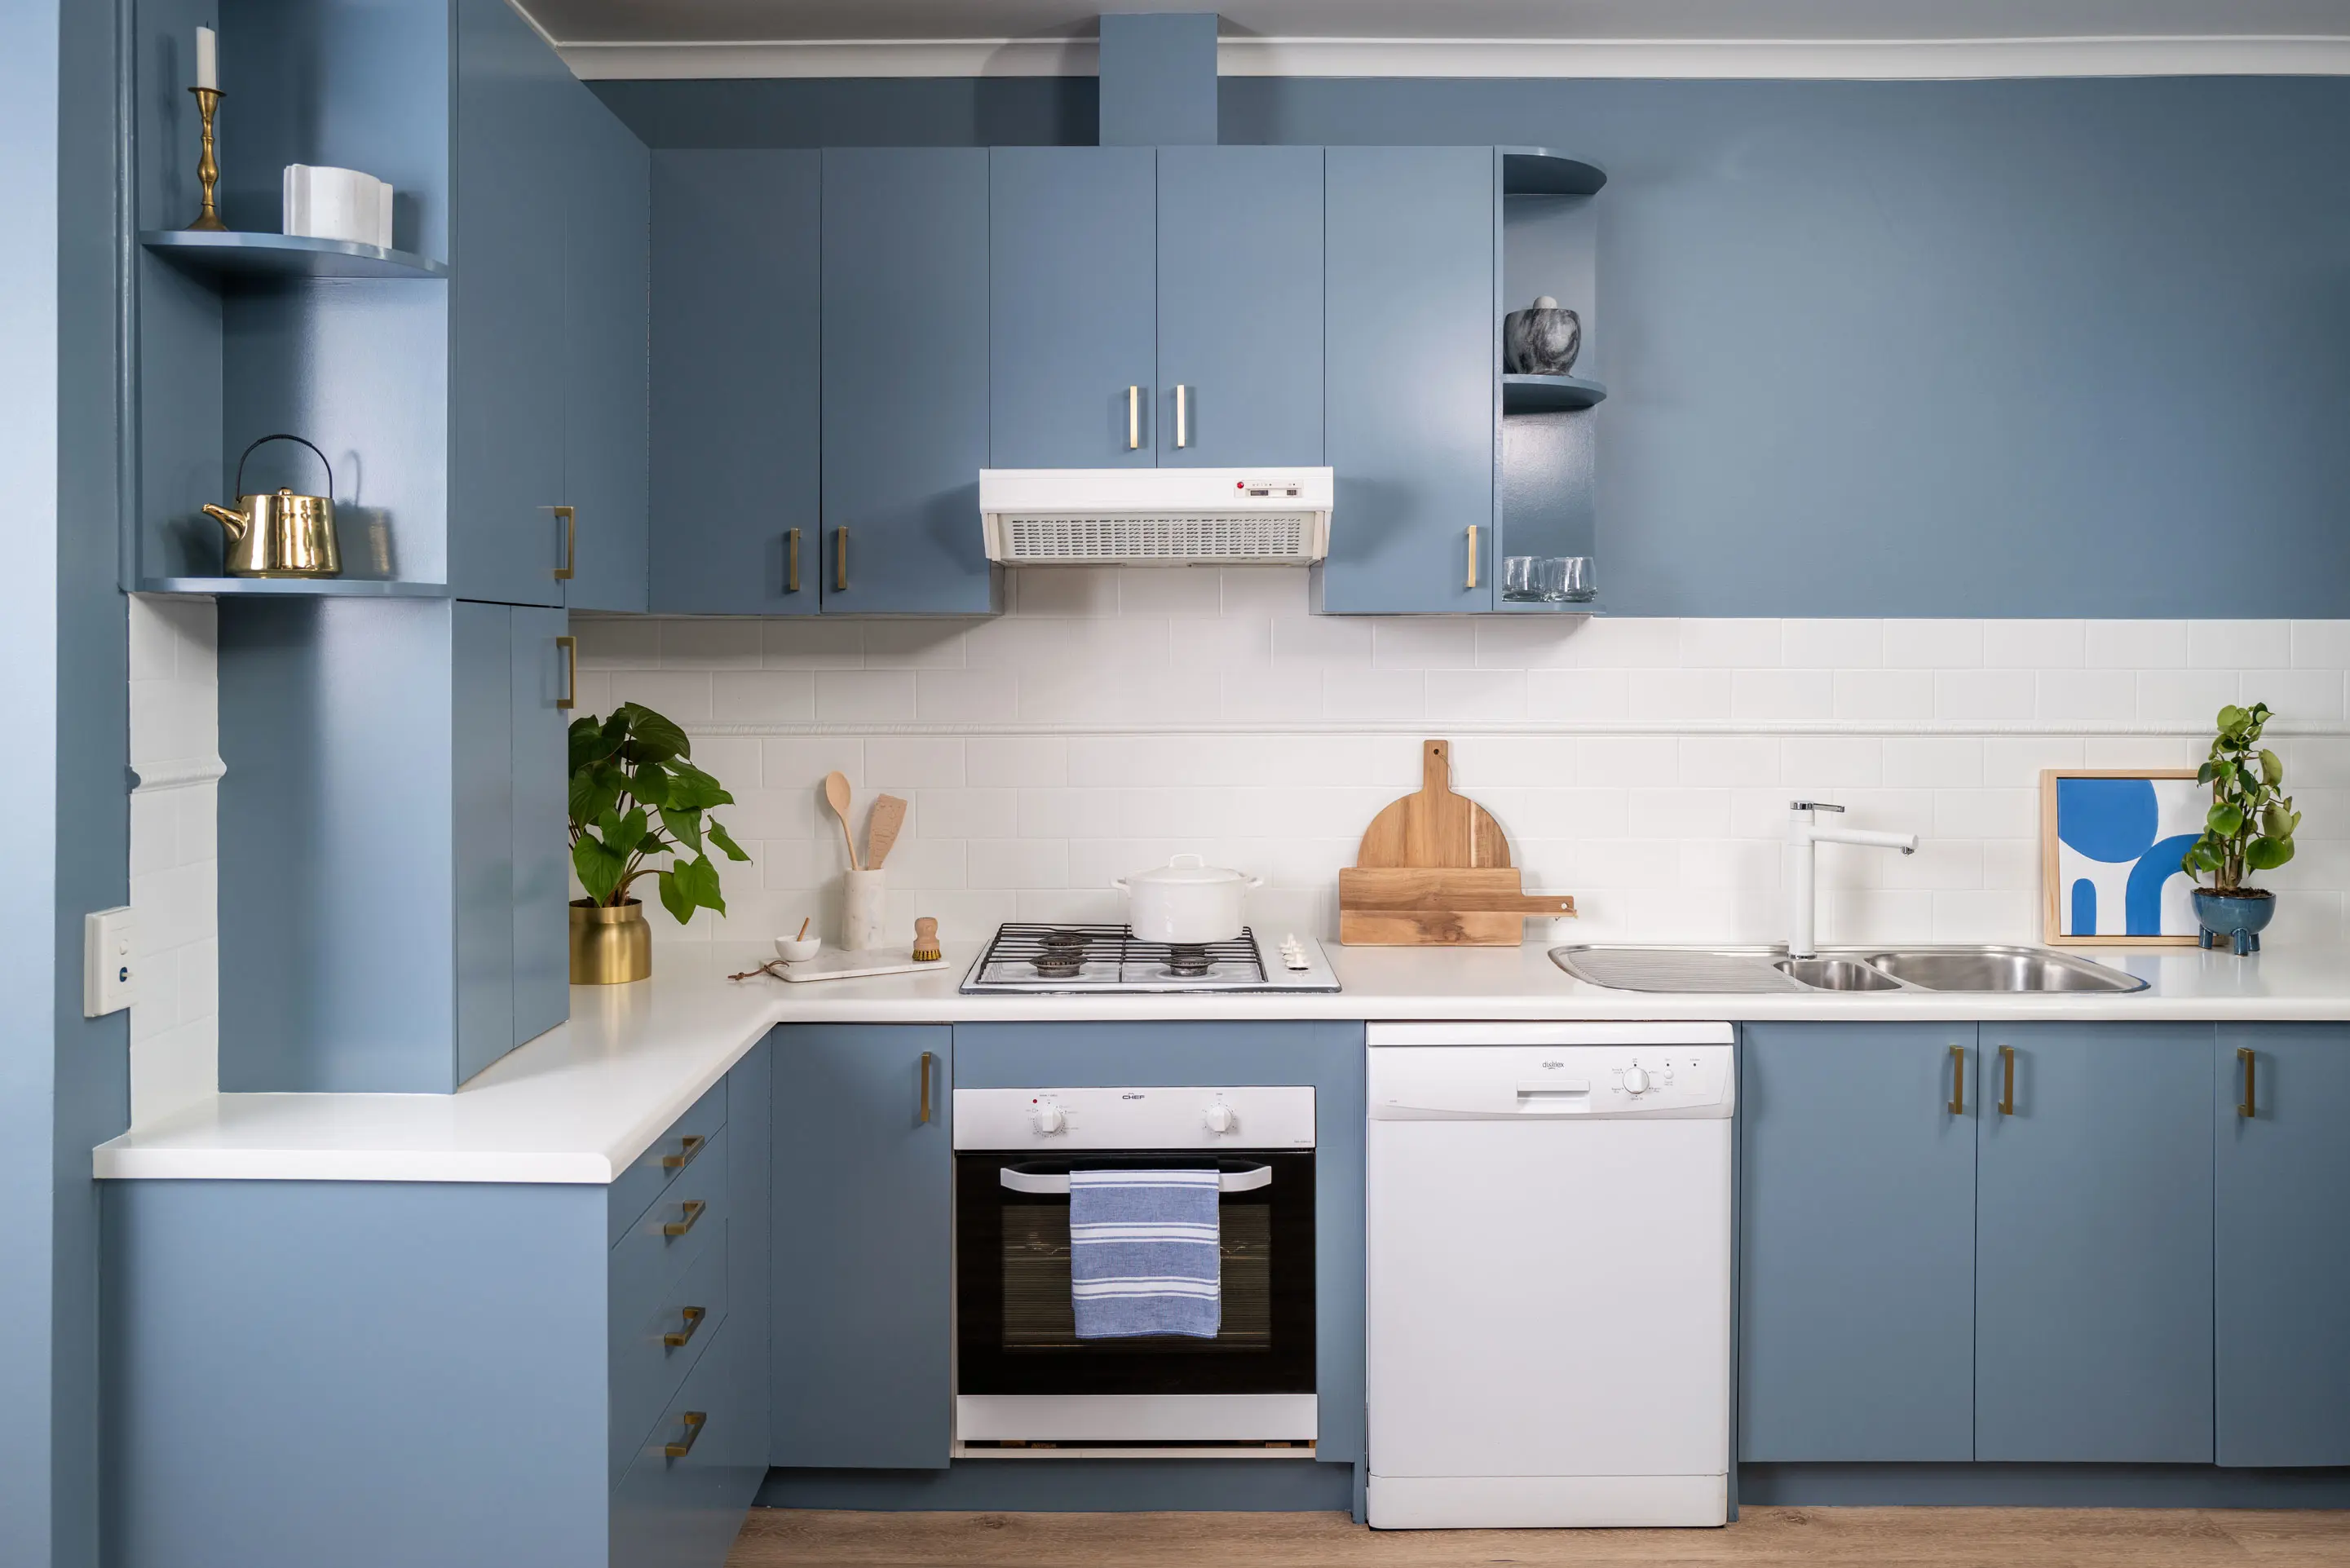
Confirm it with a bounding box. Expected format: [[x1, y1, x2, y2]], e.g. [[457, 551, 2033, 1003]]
[[553, 505, 576, 581], [1949, 1045, 1966, 1115], [661, 1305, 707, 1349], [1128, 385, 1141, 450], [1997, 1044, 2016, 1115], [661, 1199, 706, 1239], [834, 527, 847, 593], [918, 1050, 934, 1125], [555, 635, 577, 710], [664, 1411, 706, 1460], [1465, 524, 1479, 590], [2237, 1045, 2256, 1118], [786, 528, 801, 594], [1174, 384, 1189, 448], [660, 1133, 705, 1172]]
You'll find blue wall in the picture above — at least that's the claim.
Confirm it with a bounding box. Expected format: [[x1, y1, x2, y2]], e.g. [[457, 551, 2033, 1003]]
[[594, 74, 2350, 616]]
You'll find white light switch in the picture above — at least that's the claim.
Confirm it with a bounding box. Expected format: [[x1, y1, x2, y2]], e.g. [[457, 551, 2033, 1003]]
[[84, 907, 135, 1018]]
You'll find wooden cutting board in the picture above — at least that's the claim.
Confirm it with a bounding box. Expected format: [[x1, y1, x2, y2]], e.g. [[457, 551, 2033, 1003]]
[[1356, 740, 1512, 869], [1340, 868, 1577, 947]]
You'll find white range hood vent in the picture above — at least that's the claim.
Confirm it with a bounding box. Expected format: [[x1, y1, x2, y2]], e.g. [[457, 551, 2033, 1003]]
[[979, 467, 1333, 566]]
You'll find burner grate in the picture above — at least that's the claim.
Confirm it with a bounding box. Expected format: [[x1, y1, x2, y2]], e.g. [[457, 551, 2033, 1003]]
[[973, 923, 1267, 988]]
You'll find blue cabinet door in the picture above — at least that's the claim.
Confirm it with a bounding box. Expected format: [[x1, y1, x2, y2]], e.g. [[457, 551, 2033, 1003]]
[[510, 606, 570, 1047], [559, 83, 650, 613], [450, 0, 566, 607], [649, 150, 822, 616], [1320, 147, 1496, 613], [989, 148, 1158, 468], [770, 1025, 953, 1469], [1738, 1024, 1977, 1461], [453, 602, 515, 1083], [2215, 1024, 2350, 1466], [1975, 1023, 2214, 1461], [1157, 146, 1325, 468], [821, 150, 999, 616]]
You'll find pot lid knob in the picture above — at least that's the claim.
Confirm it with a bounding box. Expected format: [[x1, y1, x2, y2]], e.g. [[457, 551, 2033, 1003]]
[[1531, 295, 1560, 310]]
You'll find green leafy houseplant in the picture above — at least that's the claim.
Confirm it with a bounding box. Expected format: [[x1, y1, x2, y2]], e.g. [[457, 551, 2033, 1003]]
[[2181, 702, 2299, 894], [568, 702, 750, 924]]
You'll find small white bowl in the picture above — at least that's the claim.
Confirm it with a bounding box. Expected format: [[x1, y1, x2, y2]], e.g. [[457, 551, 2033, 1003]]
[[775, 936, 822, 964]]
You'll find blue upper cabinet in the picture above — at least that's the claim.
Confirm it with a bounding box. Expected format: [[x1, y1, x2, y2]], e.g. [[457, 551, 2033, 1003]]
[[559, 87, 652, 613], [1738, 1024, 1978, 1462], [990, 148, 1159, 468], [649, 151, 823, 616], [1157, 146, 1325, 469], [1319, 147, 1498, 613], [450, 0, 568, 607], [822, 149, 1001, 616], [2215, 1025, 2350, 1467], [1975, 1023, 2214, 1463]]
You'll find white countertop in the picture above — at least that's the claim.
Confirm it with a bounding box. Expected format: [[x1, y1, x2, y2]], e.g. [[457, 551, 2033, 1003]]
[[93, 940, 2350, 1184]]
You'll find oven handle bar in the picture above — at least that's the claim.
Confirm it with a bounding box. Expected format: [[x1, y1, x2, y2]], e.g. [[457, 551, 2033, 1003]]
[[999, 1164, 1273, 1195]]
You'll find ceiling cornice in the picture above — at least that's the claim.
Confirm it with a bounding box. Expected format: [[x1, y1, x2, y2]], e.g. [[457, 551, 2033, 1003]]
[[558, 33, 2350, 81]]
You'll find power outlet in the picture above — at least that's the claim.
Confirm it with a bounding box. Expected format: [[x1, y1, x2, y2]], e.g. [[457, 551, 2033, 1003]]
[[83, 907, 135, 1018]]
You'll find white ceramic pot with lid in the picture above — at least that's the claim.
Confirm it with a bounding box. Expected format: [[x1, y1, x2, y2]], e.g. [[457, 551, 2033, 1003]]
[[1113, 853, 1263, 944]]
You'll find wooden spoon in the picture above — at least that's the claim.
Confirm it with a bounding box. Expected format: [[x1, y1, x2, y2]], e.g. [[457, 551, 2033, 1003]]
[[867, 794, 908, 870], [823, 771, 859, 868]]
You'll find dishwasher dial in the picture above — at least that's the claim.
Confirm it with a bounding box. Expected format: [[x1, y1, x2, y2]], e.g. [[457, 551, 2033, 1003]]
[[1035, 1103, 1068, 1134], [1622, 1065, 1652, 1096], [1204, 1103, 1236, 1134]]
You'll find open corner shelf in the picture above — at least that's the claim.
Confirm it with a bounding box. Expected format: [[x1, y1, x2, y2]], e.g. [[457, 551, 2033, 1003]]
[[1503, 373, 1607, 413], [1499, 148, 1607, 198], [1496, 596, 1605, 616], [140, 230, 449, 281], [135, 576, 452, 599]]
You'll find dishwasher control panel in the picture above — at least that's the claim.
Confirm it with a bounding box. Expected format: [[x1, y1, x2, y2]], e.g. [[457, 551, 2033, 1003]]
[[1367, 1026, 1735, 1121]]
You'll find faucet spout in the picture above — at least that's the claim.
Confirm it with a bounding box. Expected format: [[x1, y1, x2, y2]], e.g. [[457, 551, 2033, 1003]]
[[1787, 801, 1921, 959]]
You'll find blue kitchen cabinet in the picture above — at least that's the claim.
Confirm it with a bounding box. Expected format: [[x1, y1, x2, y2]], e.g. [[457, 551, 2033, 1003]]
[[821, 150, 1001, 615], [1974, 1023, 2214, 1462], [1319, 146, 1498, 613], [2215, 1025, 2350, 1466], [1738, 1023, 1978, 1461], [990, 148, 1159, 468], [649, 150, 822, 616], [510, 605, 572, 1043], [771, 1025, 956, 1468], [1157, 146, 1326, 468], [559, 83, 652, 612]]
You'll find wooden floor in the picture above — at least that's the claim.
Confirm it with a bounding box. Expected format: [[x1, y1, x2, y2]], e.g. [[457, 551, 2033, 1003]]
[[729, 1507, 2350, 1567]]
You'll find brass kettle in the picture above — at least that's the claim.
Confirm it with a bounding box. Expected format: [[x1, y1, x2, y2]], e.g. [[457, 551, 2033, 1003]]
[[203, 433, 342, 578]]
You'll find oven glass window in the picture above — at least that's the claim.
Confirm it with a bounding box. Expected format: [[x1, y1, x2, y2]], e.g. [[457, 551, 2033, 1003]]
[[1001, 1199, 1273, 1350]]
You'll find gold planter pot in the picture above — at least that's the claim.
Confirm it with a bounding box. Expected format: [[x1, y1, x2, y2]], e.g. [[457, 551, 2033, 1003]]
[[571, 899, 651, 984]]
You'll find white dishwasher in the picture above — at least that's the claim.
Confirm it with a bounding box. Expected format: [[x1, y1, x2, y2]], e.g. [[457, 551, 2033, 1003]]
[[1366, 1022, 1735, 1530]]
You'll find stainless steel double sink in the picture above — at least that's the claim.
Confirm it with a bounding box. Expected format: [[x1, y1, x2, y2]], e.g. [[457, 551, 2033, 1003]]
[[1552, 943, 2149, 995]]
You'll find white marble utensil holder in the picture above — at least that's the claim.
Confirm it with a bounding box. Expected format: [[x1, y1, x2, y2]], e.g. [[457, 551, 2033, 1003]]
[[841, 868, 889, 951]]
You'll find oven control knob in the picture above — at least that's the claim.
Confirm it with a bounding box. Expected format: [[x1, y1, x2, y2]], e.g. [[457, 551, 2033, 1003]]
[[1035, 1104, 1067, 1135], [1204, 1103, 1236, 1134], [1622, 1065, 1651, 1096]]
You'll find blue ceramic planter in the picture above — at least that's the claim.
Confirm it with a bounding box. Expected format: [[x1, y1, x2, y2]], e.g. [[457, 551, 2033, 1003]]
[[2193, 890, 2276, 956]]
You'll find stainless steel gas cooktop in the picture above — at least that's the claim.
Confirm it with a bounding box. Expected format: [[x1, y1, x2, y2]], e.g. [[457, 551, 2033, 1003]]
[[961, 923, 1341, 995]]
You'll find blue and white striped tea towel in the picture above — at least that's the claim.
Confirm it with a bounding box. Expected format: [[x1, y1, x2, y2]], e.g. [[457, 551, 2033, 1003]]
[[1067, 1168, 1222, 1340]]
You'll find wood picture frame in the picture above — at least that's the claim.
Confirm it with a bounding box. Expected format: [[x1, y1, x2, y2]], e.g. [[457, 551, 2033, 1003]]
[[2040, 768, 2204, 947]]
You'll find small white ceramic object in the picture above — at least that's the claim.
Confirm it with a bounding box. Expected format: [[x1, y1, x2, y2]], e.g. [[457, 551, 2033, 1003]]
[[842, 868, 889, 951], [1113, 853, 1262, 944], [775, 935, 822, 964]]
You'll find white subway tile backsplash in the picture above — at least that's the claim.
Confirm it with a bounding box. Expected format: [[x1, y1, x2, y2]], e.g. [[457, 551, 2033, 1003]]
[[1935, 669, 2038, 720], [661, 619, 761, 669], [2186, 620, 2292, 670], [1732, 669, 1834, 722], [1833, 669, 1937, 720], [713, 670, 814, 723], [1372, 619, 1479, 669], [1677, 618, 1780, 669], [1884, 620, 1985, 669], [1981, 619, 2085, 669], [1117, 568, 1224, 616], [815, 670, 917, 722], [1629, 669, 1733, 721], [1526, 668, 1630, 721], [2036, 669, 2137, 721], [1780, 619, 1883, 669], [2086, 620, 2186, 669]]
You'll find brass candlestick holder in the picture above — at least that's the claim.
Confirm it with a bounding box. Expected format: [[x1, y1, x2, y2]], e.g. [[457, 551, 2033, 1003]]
[[186, 86, 225, 232]]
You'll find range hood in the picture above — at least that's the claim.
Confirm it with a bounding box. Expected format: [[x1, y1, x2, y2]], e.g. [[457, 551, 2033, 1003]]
[[979, 467, 1334, 566]]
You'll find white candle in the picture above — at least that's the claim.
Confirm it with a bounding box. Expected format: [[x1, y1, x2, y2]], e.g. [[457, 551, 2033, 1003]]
[[196, 26, 217, 91]]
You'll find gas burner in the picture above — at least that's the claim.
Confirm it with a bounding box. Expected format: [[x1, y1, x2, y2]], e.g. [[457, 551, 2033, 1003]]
[[1039, 931, 1088, 951], [963, 923, 1339, 994], [1163, 945, 1213, 978], [1030, 954, 1085, 978]]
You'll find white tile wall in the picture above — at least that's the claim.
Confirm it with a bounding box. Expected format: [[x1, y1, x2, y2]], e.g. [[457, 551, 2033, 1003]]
[[566, 568, 2350, 978], [127, 595, 220, 1126]]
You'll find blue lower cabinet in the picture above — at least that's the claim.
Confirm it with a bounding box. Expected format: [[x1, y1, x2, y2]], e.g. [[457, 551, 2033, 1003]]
[[1975, 1023, 2215, 1462], [771, 1024, 955, 1468], [1738, 1023, 1978, 1461], [612, 1315, 765, 1568], [2215, 1024, 2350, 1466]]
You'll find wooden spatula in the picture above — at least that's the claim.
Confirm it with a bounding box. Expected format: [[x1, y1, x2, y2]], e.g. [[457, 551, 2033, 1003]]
[[866, 794, 908, 870]]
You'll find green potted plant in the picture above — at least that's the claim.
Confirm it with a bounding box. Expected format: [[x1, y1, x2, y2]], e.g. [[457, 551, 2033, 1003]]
[[568, 702, 749, 983], [2181, 701, 2299, 956]]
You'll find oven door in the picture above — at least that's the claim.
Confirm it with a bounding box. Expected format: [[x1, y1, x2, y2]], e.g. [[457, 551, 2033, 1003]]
[[956, 1150, 1316, 1409]]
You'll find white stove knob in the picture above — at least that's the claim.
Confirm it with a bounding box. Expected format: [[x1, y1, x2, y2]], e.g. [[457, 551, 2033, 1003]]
[[1204, 1103, 1236, 1134], [1036, 1104, 1067, 1134], [1622, 1065, 1651, 1096]]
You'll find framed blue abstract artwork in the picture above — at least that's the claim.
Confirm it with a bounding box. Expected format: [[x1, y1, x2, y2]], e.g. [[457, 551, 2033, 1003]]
[[2040, 769, 2203, 946]]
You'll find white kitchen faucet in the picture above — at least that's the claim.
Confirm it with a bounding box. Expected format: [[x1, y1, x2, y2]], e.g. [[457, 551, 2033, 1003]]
[[1787, 801, 1919, 959]]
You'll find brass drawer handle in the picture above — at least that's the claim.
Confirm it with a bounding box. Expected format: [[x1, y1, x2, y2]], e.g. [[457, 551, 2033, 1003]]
[[1175, 383, 1189, 448], [556, 635, 576, 710], [662, 1199, 706, 1239], [1997, 1044, 2016, 1115], [1948, 1045, 1966, 1115], [834, 527, 847, 593], [786, 528, 801, 594], [1465, 524, 1479, 590], [553, 505, 576, 581], [2237, 1045, 2256, 1118], [662, 1305, 707, 1349], [919, 1050, 934, 1125], [664, 1411, 706, 1460], [660, 1133, 705, 1172]]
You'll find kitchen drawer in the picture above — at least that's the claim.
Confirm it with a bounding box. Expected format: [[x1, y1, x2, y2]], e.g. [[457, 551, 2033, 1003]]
[[612, 1124, 729, 1300], [612, 1314, 763, 1568], [609, 1078, 727, 1247], [612, 1217, 730, 1476]]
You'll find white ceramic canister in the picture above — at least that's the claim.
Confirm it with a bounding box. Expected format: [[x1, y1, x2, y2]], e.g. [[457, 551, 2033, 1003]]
[[1113, 853, 1262, 944], [841, 868, 889, 951]]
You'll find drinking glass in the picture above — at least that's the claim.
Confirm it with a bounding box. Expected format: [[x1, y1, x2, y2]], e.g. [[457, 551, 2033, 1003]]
[[1542, 556, 1596, 603], [1502, 555, 1539, 601]]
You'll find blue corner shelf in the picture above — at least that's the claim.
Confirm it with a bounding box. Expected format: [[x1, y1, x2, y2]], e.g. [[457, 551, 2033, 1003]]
[[1497, 596, 1605, 616], [140, 231, 449, 281], [1498, 148, 1607, 197], [1503, 373, 1608, 413], [136, 576, 453, 598]]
